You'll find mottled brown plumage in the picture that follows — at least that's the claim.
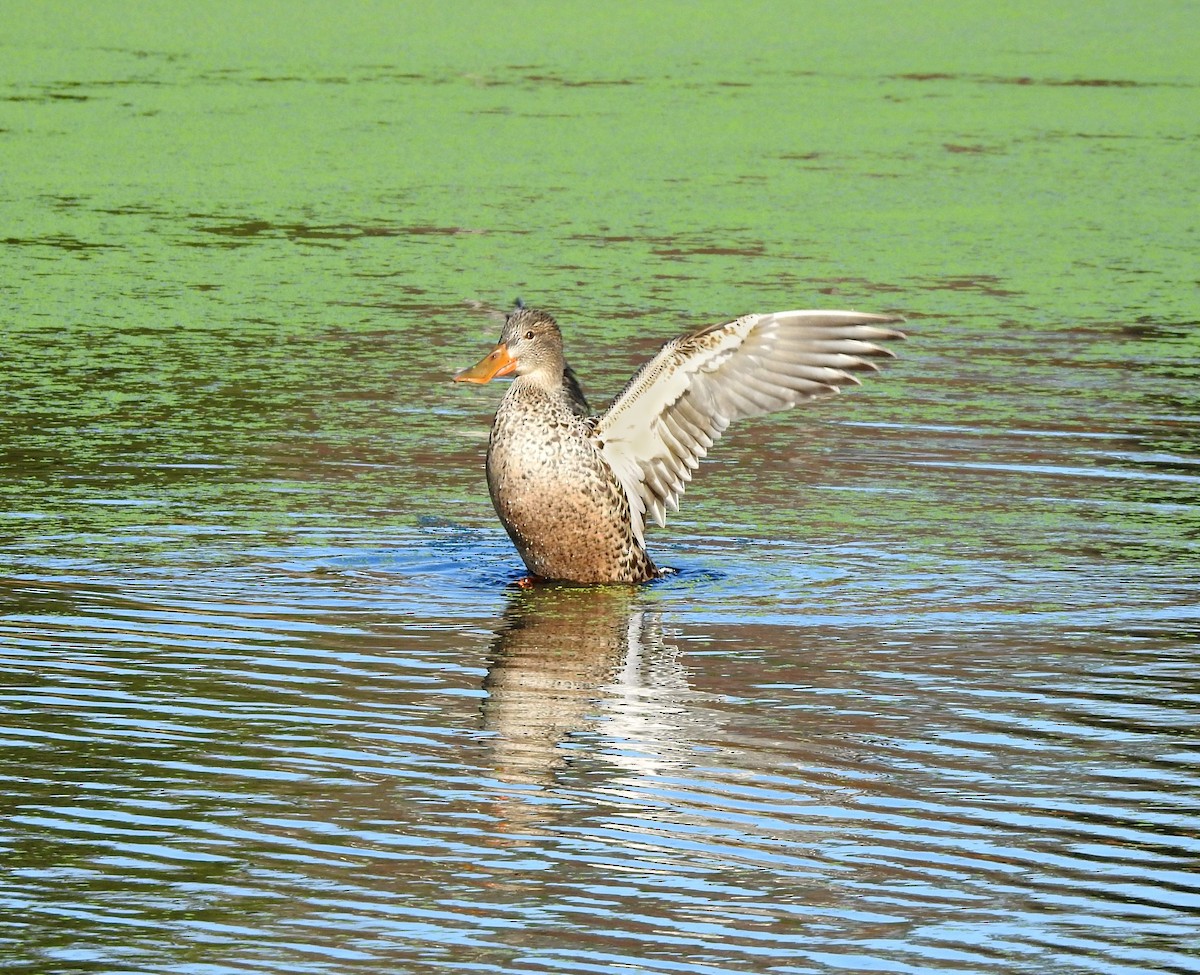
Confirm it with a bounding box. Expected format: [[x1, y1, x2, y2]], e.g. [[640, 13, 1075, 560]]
[[455, 305, 905, 584]]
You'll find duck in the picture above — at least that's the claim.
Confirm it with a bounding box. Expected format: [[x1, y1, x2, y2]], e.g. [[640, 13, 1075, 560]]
[[455, 303, 905, 584]]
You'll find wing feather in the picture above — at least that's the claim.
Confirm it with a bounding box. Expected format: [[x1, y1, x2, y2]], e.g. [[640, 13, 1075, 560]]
[[592, 309, 905, 544]]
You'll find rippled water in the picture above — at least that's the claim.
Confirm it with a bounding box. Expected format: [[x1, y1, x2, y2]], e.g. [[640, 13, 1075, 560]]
[[4, 4, 1199, 974]]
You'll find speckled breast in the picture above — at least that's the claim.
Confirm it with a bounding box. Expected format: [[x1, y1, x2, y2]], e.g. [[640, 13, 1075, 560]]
[[484, 390, 655, 583]]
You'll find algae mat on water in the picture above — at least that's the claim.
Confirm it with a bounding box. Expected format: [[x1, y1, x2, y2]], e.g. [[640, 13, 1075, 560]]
[[5, 1, 1197, 318]]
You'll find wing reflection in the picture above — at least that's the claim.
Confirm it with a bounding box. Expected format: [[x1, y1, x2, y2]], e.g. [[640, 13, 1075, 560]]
[[481, 585, 695, 786]]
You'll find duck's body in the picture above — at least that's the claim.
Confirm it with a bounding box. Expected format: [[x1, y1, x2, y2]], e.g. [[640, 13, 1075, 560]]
[[456, 305, 905, 584], [486, 379, 658, 582]]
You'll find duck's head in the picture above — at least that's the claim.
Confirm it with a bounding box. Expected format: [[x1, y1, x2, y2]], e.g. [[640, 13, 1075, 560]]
[[454, 306, 565, 384]]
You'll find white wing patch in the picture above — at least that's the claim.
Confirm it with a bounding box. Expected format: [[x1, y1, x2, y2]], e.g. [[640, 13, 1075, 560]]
[[591, 310, 905, 545]]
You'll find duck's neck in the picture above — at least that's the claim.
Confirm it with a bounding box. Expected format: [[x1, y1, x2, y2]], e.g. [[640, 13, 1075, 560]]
[[508, 369, 579, 416], [512, 362, 563, 394]]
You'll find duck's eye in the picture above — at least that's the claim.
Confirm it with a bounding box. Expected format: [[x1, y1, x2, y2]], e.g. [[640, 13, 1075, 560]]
[[524, 330, 534, 340]]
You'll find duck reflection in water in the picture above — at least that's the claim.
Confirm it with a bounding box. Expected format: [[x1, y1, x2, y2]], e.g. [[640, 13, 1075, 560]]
[[482, 583, 696, 787]]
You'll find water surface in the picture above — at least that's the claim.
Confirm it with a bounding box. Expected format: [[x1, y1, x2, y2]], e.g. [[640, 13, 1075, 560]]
[[2, 3, 1198, 973]]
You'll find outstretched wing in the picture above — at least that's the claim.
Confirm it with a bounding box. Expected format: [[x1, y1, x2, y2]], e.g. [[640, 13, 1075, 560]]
[[591, 310, 906, 544]]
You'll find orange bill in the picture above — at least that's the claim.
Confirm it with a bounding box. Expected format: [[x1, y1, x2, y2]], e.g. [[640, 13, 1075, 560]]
[[454, 343, 518, 383]]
